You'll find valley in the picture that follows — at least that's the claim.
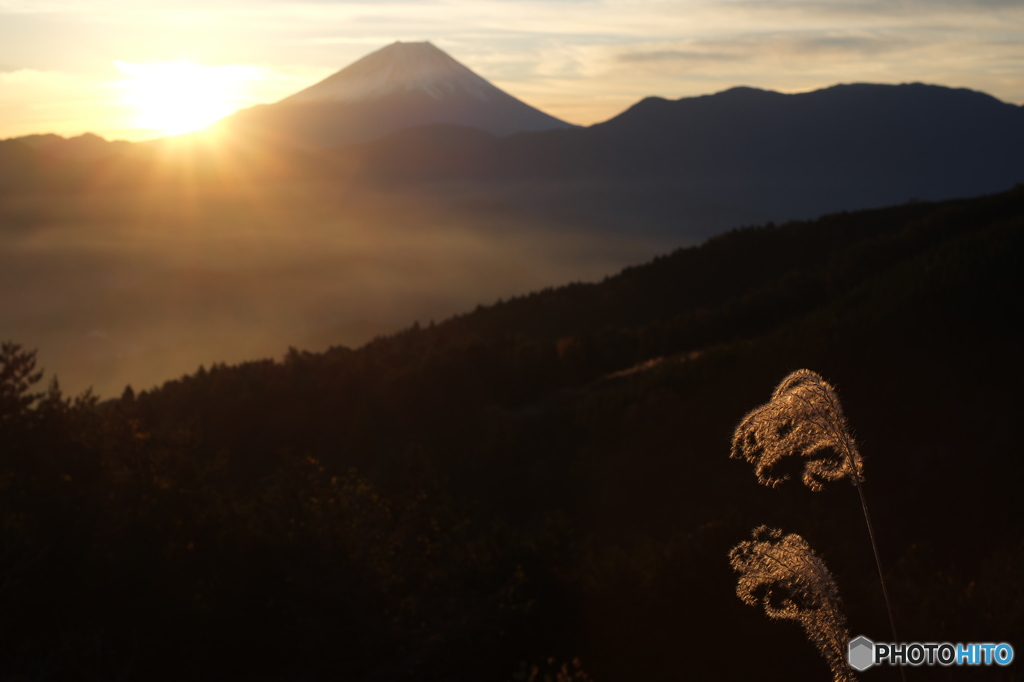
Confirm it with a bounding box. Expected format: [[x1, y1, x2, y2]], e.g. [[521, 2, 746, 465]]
[[0, 179, 676, 397]]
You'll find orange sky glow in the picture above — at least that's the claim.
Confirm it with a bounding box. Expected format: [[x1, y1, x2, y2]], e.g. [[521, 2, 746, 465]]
[[1, 0, 1022, 141]]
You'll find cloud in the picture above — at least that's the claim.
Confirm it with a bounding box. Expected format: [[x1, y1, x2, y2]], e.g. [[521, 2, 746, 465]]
[[613, 31, 920, 72], [723, 0, 1024, 16], [618, 49, 739, 64], [0, 68, 121, 138]]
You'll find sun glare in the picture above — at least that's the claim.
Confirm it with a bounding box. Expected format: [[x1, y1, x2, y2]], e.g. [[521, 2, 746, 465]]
[[115, 60, 264, 137]]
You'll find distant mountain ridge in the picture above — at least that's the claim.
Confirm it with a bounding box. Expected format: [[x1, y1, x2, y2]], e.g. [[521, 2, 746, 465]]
[[3, 79, 1023, 239], [347, 81, 1024, 221], [217, 41, 574, 148], [10, 132, 132, 160]]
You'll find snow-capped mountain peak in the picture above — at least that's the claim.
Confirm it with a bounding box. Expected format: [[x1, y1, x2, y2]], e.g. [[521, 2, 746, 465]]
[[281, 41, 498, 104], [221, 40, 573, 147]]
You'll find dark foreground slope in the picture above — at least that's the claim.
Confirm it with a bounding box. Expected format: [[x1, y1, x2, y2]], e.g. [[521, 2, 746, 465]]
[[2, 187, 1022, 681]]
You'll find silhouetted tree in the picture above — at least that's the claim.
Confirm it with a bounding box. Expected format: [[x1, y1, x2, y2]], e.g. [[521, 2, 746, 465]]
[[0, 342, 43, 429]]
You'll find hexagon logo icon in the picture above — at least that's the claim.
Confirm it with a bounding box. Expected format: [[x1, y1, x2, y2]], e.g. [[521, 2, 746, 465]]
[[849, 636, 875, 671]]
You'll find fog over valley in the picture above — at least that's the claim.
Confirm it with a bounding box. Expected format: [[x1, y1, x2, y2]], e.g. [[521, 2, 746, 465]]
[[0, 180, 676, 397]]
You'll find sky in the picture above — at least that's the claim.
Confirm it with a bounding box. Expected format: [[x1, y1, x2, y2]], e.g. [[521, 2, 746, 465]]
[[1, 0, 1022, 141]]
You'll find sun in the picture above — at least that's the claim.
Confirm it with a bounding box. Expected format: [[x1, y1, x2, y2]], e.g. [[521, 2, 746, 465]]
[[115, 60, 262, 137]]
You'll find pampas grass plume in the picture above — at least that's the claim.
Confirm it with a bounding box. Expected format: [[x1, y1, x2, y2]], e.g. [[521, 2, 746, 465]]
[[730, 369, 864, 491], [730, 525, 856, 682]]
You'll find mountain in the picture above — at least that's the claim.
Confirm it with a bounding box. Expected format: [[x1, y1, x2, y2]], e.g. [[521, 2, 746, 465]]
[[218, 41, 574, 148], [11, 132, 132, 160], [586, 83, 1024, 189], [349, 82, 1024, 222], [5, 80, 1023, 245], [0, 133, 133, 191]]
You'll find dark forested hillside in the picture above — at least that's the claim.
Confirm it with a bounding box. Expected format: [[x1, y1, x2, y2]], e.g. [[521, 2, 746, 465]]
[[3, 186, 1022, 681]]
